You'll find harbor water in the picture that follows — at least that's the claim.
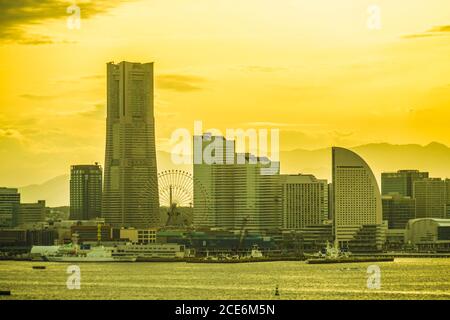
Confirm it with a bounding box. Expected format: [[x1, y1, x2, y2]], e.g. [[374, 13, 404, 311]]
[[1, 258, 450, 300]]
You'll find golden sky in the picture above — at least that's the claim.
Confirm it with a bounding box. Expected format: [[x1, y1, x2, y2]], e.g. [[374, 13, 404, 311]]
[[1, 0, 450, 186]]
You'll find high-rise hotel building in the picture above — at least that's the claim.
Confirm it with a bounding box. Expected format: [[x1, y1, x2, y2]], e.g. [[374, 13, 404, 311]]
[[280, 174, 328, 230], [193, 133, 281, 233], [102, 62, 159, 228], [332, 147, 385, 250]]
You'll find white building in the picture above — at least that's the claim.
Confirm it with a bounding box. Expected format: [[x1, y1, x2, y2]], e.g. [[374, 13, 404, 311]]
[[280, 174, 328, 229], [193, 134, 281, 233], [332, 147, 384, 247]]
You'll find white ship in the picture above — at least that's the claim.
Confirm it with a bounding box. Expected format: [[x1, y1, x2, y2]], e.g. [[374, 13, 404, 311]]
[[45, 245, 136, 263]]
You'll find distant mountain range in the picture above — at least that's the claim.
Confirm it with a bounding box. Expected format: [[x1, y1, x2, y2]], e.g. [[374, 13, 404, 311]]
[[19, 175, 70, 208], [19, 142, 450, 207], [280, 142, 450, 182]]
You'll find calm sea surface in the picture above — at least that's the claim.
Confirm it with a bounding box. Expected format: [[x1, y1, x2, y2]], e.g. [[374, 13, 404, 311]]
[[1, 258, 450, 300]]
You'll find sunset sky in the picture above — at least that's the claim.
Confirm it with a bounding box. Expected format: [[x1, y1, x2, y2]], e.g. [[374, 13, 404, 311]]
[[1, 0, 450, 186]]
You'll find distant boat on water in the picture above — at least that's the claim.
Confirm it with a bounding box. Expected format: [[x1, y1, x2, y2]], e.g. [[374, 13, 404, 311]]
[[306, 241, 394, 264]]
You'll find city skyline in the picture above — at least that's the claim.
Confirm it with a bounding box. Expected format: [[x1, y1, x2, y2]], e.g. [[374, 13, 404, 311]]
[[2, 0, 450, 304], [2, 0, 450, 187]]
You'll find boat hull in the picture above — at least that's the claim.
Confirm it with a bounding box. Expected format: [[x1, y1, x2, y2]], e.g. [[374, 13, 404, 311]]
[[46, 256, 136, 263]]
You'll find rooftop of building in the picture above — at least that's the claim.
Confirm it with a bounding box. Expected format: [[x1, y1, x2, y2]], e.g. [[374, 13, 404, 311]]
[[280, 173, 324, 184], [408, 218, 450, 227], [0, 187, 19, 193]]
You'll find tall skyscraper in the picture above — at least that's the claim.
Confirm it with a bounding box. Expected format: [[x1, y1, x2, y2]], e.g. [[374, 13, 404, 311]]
[[102, 61, 159, 228], [193, 134, 281, 233], [332, 147, 383, 246], [381, 170, 429, 197], [280, 174, 328, 230], [0, 188, 20, 227], [70, 164, 102, 221], [414, 178, 447, 219]]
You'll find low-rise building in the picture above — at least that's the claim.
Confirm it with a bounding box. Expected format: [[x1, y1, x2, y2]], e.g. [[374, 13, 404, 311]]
[[70, 225, 112, 242], [118, 228, 157, 244], [385, 229, 406, 250], [405, 218, 450, 252], [16, 200, 46, 227]]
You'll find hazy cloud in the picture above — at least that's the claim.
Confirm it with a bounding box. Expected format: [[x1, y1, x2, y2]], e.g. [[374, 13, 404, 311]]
[[78, 103, 105, 118], [244, 66, 286, 73], [156, 74, 206, 92], [242, 122, 323, 128], [403, 24, 450, 39], [81, 74, 104, 80], [0, 128, 25, 140], [20, 94, 58, 101], [55, 74, 104, 84], [0, 0, 137, 45]]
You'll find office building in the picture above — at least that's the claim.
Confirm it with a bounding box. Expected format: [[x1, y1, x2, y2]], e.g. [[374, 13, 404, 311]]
[[16, 200, 46, 226], [414, 178, 447, 219], [381, 170, 429, 197], [102, 61, 159, 228], [382, 193, 415, 229], [280, 174, 328, 229], [0, 188, 20, 227], [0, 228, 57, 248], [70, 164, 102, 221], [332, 147, 384, 249]]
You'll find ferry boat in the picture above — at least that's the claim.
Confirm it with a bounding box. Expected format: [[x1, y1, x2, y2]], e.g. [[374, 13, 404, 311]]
[[188, 244, 266, 263], [45, 245, 136, 263]]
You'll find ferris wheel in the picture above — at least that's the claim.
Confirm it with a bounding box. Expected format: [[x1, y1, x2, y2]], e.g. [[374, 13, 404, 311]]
[[157, 170, 209, 227], [158, 170, 194, 208]]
